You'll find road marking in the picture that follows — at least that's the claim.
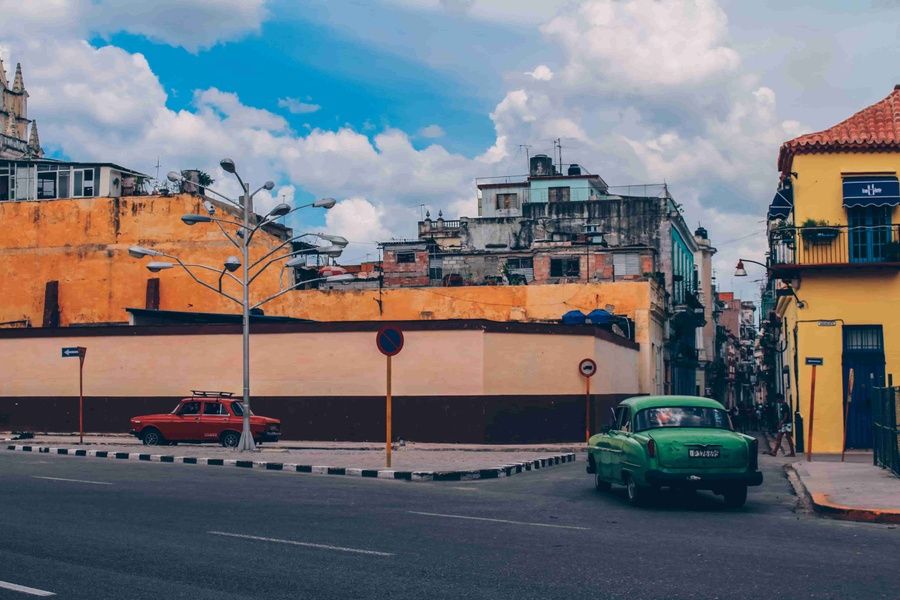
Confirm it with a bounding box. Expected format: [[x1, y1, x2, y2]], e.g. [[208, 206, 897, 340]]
[[207, 531, 394, 557], [408, 511, 589, 530], [0, 580, 56, 596], [31, 476, 112, 486]]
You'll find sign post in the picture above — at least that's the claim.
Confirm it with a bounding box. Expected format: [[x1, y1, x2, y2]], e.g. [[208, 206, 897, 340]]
[[805, 357, 823, 462], [841, 368, 854, 463], [376, 327, 404, 468], [579, 358, 598, 443], [62, 347, 87, 444]]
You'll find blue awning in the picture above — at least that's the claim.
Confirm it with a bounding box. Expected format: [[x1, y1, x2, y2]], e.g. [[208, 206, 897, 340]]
[[767, 184, 793, 220], [842, 175, 900, 208]]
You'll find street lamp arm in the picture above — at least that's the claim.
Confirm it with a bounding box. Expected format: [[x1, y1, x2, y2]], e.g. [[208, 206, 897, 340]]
[[248, 233, 317, 269], [167, 256, 242, 306], [214, 219, 241, 248], [247, 202, 318, 241], [247, 247, 322, 285], [250, 275, 343, 310], [739, 258, 769, 269]]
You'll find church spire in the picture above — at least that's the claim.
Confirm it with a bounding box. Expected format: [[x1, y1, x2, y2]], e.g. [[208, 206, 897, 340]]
[[28, 120, 42, 156], [12, 62, 25, 93], [5, 113, 17, 137]]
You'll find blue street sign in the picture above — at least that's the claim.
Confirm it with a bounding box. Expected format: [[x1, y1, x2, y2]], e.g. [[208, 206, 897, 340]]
[[376, 327, 404, 357], [805, 357, 824, 366], [62, 347, 86, 358]]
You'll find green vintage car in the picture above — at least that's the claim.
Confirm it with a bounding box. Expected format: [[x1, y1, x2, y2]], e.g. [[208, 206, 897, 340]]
[[587, 396, 762, 507]]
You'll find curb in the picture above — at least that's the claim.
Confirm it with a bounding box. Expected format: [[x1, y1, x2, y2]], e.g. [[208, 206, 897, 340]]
[[784, 464, 900, 524], [5, 444, 576, 483]]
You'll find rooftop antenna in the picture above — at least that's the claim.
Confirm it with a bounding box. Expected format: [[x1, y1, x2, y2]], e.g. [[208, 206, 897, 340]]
[[154, 157, 161, 184], [418, 203, 426, 220], [554, 138, 563, 173], [517, 144, 532, 172]]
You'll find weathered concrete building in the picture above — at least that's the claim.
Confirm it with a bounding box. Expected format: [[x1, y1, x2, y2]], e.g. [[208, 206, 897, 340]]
[[379, 156, 709, 395]]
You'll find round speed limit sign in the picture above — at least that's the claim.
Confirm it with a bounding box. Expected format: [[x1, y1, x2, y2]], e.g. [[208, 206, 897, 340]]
[[579, 358, 597, 378]]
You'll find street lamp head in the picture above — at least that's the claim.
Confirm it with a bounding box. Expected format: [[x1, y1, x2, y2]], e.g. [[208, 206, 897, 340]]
[[317, 233, 349, 247], [325, 274, 355, 283], [166, 171, 181, 183], [224, 256, 241, 272], [734, 260, 748, 277], [128, 245, 162, 259], [146, 261, 174, 273], [267, 203, 291, 218], [285, 256, 308, 268], [263, 181, 275, 191], [320, 245, 343, 258], [314, 197, 337, 209], [181, 214, 212, 226], [219, 158, 236, 174]]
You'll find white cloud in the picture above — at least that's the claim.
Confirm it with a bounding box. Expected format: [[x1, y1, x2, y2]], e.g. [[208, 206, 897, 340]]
[[525, 64, 554, 81], [326, 197, 393, 248], [541, 0, 740, 92], [0, 0, 269, 53], [277, 97, 322, 114], [418, 124, 445, 138]]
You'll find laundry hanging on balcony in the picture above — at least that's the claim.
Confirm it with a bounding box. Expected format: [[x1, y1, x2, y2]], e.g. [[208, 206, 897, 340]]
[[842, 175, 900, 208], [767, 183, 793, 220]]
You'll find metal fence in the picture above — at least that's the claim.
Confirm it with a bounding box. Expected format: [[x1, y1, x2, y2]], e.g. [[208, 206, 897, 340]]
[[872, 385, 899, 476], [770, 224, 900, 266]]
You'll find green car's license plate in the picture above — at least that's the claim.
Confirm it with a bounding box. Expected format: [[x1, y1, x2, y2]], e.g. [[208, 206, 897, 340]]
[[688, 448, 720, 458]]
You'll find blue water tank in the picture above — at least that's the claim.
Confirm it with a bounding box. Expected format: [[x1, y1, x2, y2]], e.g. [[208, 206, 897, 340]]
[[586, 309, 614, 325], [561, 310, 587, 325]]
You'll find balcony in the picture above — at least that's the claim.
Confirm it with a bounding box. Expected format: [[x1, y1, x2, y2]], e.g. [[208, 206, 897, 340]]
[[769, 224, 900, 275]]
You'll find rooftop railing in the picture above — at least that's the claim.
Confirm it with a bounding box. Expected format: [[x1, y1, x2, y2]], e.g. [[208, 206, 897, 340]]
[[769, 224, 900, 269]]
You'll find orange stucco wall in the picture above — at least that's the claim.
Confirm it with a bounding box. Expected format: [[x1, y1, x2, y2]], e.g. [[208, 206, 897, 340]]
[[0, 195, 288, 326]]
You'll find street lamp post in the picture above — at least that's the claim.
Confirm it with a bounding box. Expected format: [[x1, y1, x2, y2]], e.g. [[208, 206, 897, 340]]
[[130, 159, 348, 451]]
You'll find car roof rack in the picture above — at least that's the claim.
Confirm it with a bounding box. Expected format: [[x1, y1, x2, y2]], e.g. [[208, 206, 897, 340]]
[[190, 390, 235, 398]]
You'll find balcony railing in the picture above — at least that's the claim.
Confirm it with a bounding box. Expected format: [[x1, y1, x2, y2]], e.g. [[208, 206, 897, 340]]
[[770, 224, 900, 270]]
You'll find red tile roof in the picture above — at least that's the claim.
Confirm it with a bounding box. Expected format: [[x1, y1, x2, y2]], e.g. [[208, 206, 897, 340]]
[[778, 85, 900, 175]]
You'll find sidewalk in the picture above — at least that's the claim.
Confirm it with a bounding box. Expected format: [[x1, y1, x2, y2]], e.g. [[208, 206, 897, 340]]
[[1, 433, 581, 453], [787, 460, 900, 524], [3, 433, 580, 482]]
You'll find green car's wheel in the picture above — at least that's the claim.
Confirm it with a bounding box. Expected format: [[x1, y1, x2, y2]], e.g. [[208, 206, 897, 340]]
[[723, 485, 748, 508], [595, 472, 611, 492], [624, 474, 649, 505]]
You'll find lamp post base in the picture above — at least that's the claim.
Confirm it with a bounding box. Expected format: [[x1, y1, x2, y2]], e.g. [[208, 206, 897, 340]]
[[237, 431, 258, 452]]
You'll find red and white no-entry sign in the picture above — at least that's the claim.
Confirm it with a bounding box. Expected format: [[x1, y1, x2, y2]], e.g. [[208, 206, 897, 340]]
[[579, 358, 597, 378]]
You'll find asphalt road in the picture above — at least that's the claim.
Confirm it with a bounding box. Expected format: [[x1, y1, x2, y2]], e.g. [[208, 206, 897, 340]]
[[0, 451, 897, 599]]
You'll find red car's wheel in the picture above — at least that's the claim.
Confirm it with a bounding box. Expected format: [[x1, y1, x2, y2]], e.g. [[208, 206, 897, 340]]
[[220, 431, 240, 448], [141, 428, 164, 446]]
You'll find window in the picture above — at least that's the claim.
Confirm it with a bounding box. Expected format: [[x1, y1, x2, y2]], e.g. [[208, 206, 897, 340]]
[[550, 257, 580, 277], [634, 407, 732, 432], [396, 252, 416, 264], [177, 401, 201, 416], [496, 192, 518, 209], [848, 206, 892, 263], [203, 402, 227, 415], [506, 257, 533, 270], [548, 187, 570, 202], [74, 168, 95, 197], [230, 402, 251, 416], [613, 253, 641, 277], [616, 407, 631, 432], [429, 267, 443, 281], [37, 172, 57, 199]]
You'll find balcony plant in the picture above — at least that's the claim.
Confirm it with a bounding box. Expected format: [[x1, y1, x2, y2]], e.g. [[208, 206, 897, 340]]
[[799, 218, 840, 244]]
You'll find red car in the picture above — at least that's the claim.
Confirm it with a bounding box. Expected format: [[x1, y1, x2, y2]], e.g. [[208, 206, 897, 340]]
[[129, 391, 281, 447]]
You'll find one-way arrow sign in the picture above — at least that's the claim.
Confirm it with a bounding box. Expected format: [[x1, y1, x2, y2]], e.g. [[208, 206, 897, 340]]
[[62, 346, 86, 358]]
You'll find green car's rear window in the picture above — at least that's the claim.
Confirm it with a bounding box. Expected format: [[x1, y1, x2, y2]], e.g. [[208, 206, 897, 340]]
[[634, 407, 732, 432]]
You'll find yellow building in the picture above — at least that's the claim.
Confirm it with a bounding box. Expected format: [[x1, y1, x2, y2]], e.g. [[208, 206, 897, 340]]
[[768, 85, 900, 454]]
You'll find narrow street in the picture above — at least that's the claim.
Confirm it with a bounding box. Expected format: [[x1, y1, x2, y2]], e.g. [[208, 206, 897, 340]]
[[0, 451, 896, 599]]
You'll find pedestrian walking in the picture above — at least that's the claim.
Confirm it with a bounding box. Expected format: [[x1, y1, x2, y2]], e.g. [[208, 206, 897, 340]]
[[768, 394, 796, 456]]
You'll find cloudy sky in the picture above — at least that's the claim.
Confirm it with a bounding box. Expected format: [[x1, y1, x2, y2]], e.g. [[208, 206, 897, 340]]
[[2, 0, 898, 300]]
